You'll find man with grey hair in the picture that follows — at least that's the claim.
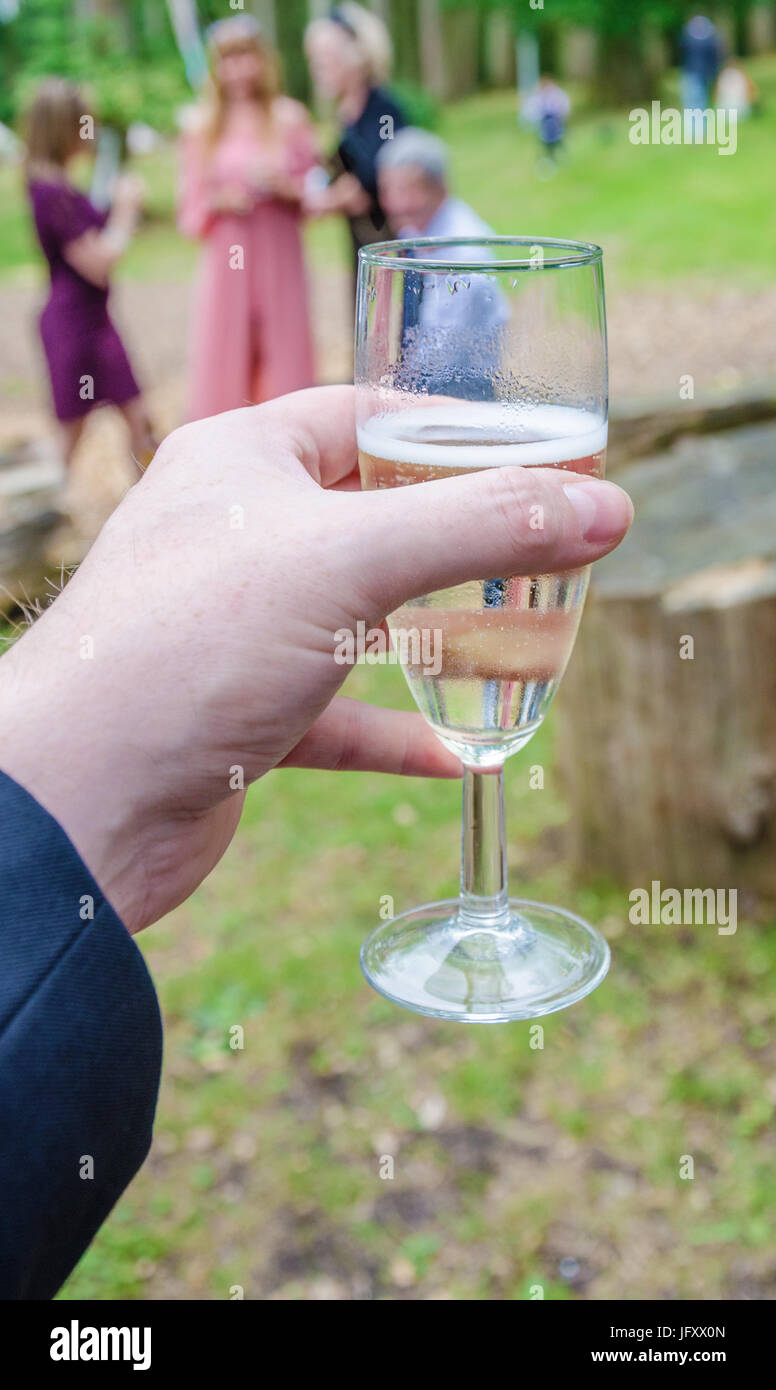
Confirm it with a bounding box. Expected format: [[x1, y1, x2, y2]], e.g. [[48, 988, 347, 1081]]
[[376, 126, 494, 246], [376, 127, 506, 396]]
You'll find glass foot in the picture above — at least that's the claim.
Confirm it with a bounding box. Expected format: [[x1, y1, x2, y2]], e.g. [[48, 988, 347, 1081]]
[[360, 898, 610, 1023]]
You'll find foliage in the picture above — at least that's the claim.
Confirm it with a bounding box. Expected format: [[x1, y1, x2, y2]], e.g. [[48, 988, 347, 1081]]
[[391, 79, 441, 131], [0, 0, 190, 132], [0, 0, 768, 136], [445, 0, 756, 102]]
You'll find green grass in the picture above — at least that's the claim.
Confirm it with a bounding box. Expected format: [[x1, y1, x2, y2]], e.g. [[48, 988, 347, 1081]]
[[3, 56, 776, 291], [54, 662, 776, 1301], [435, 56, 776, 289]]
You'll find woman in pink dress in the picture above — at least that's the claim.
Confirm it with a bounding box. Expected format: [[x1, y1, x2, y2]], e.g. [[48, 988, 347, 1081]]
[[178, 16, 318, 420]]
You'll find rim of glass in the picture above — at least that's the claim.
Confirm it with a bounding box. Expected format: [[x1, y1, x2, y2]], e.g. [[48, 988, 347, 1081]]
[[358, 235, 603, 273]]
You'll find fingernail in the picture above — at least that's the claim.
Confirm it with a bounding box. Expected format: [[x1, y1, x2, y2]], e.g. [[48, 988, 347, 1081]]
[[563, 480, 634, 544]]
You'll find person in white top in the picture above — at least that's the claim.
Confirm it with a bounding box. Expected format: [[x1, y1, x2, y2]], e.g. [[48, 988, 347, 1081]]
[[376, 127, 507, 394], [716, 60, 757, 119]]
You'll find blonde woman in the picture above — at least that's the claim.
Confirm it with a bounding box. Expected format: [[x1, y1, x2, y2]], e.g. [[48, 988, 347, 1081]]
[[24, 79, 154, 471], [305, 3, 407, 278], [178, 15, 318, 419]]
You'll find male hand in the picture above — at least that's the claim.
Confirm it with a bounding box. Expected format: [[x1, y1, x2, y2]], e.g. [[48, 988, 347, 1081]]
[[0, 388, 632, 933]]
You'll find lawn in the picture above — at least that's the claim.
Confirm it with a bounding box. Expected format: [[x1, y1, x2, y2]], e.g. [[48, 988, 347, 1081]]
[[57, 659, 776, 1301], [2, 64, 774, 1300], [2, 56, 776, 292]]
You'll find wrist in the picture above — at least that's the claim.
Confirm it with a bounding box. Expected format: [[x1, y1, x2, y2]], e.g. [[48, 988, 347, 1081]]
[[0, 625, 151, 928]]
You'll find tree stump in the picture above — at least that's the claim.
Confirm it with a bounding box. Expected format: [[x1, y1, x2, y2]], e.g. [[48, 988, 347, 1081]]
[[557, 421, 776, 897], [608, 383, 776, 470], [0, 439, 65, 616]]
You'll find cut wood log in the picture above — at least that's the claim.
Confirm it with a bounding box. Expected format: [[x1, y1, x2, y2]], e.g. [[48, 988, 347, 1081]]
[[557, 420, 776, 897], [0, 439, 66, 615], [608, 383, 776, 469]]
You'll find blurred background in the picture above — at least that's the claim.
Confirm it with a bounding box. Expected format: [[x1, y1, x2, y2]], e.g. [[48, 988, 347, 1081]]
[[1, 0, 775, 1300]]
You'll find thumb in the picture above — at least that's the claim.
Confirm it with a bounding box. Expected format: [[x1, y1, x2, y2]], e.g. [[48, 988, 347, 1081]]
[[347, 465, 633, 617]]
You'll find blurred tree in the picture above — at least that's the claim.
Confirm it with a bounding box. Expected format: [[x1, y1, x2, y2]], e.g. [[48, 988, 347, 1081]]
[[2, 0, 191, 131], [728, 0, 756, 54], [392, 0, 423, 83], [1, 0, 768, 133], [442, 0, 745, 104], [273, 0, 310, 100]]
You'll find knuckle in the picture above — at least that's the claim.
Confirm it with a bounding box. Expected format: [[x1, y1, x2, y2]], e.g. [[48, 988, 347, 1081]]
[[491, 466, 562, 564], [332, 702, 363, 773]]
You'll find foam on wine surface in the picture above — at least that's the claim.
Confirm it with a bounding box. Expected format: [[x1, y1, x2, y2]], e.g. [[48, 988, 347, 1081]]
[[358, 401, 607, 475]]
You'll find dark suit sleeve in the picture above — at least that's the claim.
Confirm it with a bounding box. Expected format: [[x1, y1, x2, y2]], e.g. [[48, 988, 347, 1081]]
[[338, 86, 408, 202], [0, 769, 162, 1299]]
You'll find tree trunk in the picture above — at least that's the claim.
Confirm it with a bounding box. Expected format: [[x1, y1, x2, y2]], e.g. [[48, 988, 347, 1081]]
[[439, 6, 480, 99], [731, 0, 755, 56], [483, 8, 517, 88], [0, 441, 66, 617], [271, 0, 309, 100], [557, 421, 776, 897], [595, 29, 655, 107], [418, 0, 445, 98], [390, 0, 422, 85]]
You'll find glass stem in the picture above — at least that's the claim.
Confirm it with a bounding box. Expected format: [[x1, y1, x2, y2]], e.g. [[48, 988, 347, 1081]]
[[459, 767, 510, 927]]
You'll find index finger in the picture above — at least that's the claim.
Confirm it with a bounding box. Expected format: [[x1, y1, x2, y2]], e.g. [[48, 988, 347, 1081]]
[[258, 384, 358, 488]]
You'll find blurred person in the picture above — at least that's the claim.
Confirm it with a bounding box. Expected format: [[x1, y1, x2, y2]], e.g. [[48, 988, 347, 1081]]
[[680, 14, 725, 115], [716, 60, 758, 120], [0, 386, 633, 1296], [377, 126, 493, 243], [23, 78, 155, 473], [376, 128, 504, 395], [522, 75, 570, 171], [304, 3, 407, 286], [178, 15, 318, 419]]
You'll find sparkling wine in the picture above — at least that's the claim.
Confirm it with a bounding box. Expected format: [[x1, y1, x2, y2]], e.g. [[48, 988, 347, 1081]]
[[358, 402, 607, 766]]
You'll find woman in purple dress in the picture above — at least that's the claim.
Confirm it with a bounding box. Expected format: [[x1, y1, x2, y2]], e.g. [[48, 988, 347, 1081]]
[[24, 79, 155, 472]]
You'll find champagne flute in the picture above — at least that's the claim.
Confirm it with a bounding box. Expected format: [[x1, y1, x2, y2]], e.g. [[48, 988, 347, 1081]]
[[355, 236, 610, 1023]]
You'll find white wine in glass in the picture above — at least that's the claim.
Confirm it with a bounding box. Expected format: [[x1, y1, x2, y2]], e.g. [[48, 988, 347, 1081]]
[[356, 237, 611, 1022]]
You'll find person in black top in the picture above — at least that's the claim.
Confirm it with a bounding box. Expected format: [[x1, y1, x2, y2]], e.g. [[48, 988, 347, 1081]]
[[304, 4, 407, 281], [0, 387, 632, 1297]]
